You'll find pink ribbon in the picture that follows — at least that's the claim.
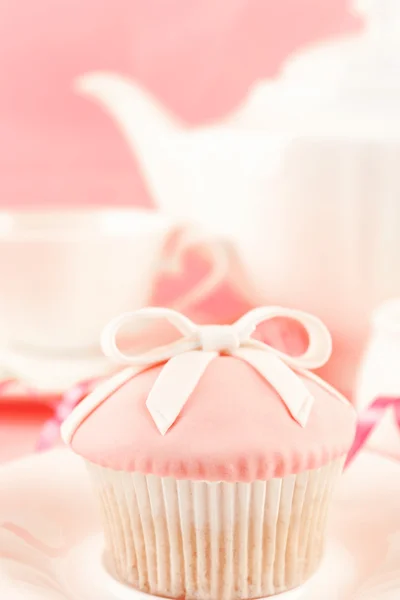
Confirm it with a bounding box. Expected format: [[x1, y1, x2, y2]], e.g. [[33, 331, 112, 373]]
[[0, 378, 38, 398], [36, 377, 101, 451], [345, 396, 400, 469], [0, 522, 70, 559], [0, 375, 99, 450]]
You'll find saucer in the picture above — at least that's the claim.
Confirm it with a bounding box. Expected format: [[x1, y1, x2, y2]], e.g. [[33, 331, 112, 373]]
[[0, 347, 111, 393], [1, 449, 400, 599]]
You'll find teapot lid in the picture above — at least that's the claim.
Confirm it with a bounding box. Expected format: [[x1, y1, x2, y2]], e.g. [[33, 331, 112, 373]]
[[248, 0, 400, 119], [285, 0, 400, 107]]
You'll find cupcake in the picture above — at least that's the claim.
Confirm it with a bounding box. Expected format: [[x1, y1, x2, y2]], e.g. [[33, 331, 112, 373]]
[[62, 306, 356, 599]]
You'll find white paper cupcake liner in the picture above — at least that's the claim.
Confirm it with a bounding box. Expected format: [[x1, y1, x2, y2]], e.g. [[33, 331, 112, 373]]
[[86, 457, 344, 600]]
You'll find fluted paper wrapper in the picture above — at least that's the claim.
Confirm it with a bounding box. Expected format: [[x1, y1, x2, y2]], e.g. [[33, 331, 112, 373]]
[[86, 458, 344, 599]]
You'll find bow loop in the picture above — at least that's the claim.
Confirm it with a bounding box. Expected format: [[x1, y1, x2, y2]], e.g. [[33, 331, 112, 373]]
[[101, 307, 198, 366], [235, 306, 332, 369], [98, 306, 335, 435]]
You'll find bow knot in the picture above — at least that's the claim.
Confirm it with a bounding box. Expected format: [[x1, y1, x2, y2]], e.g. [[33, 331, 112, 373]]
[[198, 325, 241, 353], [94, 306, 339, 436]]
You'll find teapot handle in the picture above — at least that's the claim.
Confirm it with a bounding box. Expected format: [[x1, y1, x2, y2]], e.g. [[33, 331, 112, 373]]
[[160, 226, 232, 313]]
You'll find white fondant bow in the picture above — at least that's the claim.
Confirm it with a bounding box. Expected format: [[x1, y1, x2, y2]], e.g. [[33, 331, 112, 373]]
[[101, 306, 333, 435]]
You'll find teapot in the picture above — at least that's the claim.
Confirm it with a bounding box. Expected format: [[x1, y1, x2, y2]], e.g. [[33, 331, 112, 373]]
[[74, 0, 400, 395]]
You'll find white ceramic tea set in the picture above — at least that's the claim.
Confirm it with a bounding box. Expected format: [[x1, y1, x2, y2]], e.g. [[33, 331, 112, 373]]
[[0, 208, 234, 390], [3, 0, 400, 399], [73, 0, 400, 396]]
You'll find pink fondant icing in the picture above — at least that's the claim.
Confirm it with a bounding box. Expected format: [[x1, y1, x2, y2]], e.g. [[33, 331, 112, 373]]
[[69, 356, 356, 482]]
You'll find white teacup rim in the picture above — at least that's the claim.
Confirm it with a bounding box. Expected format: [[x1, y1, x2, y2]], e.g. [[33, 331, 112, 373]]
[[0, 207, 174, 241]]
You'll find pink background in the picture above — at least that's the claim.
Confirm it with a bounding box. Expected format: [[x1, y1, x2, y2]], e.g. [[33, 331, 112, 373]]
[[0, 1, 360, 462], [0, 0, 359, 209]]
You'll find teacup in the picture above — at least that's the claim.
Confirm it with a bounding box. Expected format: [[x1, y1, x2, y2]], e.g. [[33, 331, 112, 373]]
[[0, 209, 229, 387]]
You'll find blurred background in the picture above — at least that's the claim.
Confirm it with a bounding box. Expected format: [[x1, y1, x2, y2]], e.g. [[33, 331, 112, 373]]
[[0, 0, 357, 209], [2, 0, 400, 463]]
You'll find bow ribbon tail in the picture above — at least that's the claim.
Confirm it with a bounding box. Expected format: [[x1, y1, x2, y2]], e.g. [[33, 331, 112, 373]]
[[61, 367, 138, 444], [233, 348, 314, 427], [146, 351, 217, 435]]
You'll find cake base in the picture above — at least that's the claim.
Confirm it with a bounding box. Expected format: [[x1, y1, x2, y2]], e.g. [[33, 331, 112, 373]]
[[103, 554, 306, 600], [60, 534, 329, 600]]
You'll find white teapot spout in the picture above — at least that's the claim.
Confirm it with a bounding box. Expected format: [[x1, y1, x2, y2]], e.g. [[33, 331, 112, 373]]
[[74, 71, 187, 209], [74, 71, 183, 158], [73, 71, 289, 241]]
